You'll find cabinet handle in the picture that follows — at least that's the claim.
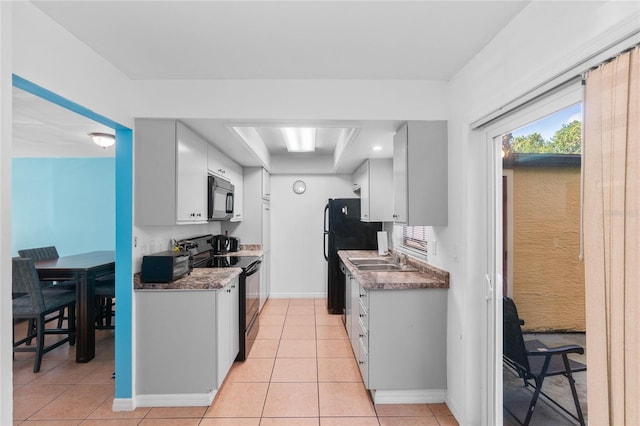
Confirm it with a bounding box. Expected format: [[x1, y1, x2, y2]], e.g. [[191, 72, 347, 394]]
[[359, 360, 365, 365], [393, 214, 398, 219], [359, 333, 365, 338], [359, 314, 365, 318], [360, 294, 366, 298]]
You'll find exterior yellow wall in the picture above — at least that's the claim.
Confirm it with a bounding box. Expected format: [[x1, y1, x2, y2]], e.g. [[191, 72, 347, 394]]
[[511, 167, 585, 332]]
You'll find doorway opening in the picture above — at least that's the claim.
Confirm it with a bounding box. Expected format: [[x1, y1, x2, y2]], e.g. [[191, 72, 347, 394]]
[[499, 102, 588, 424], [10, 75, 133, 407]]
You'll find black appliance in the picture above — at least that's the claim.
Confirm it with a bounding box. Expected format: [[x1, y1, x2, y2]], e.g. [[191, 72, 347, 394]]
[[208, 175, 234, 221], [212, 234, 230, 255], [323, 198, 382, 314], [177, 234, 261, 361], [229, 237, 240, 252], [140, 251, 191, 283]]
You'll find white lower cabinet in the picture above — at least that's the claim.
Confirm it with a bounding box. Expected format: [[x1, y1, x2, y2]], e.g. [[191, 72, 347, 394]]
[[216, 279, 239, 388], [136, 277, 239, 407], [350, 279, 448, 404]]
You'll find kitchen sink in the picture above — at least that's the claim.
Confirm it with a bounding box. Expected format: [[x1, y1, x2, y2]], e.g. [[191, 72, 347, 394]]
[[355, 264, 416, 272], [348, 257, 394, 265]]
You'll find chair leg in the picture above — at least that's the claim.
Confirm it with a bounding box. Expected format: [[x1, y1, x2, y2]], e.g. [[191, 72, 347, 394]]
[[562, 354, 586, 426], [522, 357, 552, 426], [56, 308, 65, 328], [105, 298, 113, 328], [26, 319, 36, 345], [34, 315, 45, 373], [68, 303, 76, 346]]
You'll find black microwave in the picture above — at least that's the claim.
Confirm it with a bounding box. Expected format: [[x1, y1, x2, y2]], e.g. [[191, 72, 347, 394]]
[[141, 251, 191, 283], [208, 175, 234, 221]]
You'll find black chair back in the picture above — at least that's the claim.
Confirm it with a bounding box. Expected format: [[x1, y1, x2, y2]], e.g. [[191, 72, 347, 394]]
[[12, 257, 47, 314], [18, 246, 59, 262], [503, 296, 530, 373]]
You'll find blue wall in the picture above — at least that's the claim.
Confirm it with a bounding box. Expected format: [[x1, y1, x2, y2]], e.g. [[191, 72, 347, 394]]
[[12, 157, 115, 256]]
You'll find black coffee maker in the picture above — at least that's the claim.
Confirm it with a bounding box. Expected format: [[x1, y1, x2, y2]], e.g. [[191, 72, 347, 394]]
[[211, 234, 229, 254]]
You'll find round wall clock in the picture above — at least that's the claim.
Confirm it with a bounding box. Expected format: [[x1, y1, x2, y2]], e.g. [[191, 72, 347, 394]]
[[292, 180, 306, 194]]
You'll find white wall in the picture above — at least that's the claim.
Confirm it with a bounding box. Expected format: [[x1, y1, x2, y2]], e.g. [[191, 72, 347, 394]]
[[11, 2, 133, 128], [0, 2, 13, 423], [443, 2, 640, 424], [132, 223, 222, 272], [270, 174, 355, 298], [132, 80, 448, 121]]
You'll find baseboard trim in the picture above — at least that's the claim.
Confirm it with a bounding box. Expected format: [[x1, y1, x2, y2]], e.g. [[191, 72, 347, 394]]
[[112, 398, 136, 411], [269, 293, 326, 299], [135, 391, 216, 407], [370, 389, 447, 404]]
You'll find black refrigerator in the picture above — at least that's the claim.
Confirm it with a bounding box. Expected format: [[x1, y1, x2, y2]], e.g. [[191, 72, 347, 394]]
[[323, 198, 382, 314]]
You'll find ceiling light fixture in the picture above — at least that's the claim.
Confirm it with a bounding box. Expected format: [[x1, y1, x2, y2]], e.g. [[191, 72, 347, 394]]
[[280, 127, 316, 152], [372, 145, 382, 151], [88, 132, 115, 148]]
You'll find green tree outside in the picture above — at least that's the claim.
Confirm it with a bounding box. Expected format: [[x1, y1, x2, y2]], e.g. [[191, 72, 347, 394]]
[[507, 120, 582, 154]]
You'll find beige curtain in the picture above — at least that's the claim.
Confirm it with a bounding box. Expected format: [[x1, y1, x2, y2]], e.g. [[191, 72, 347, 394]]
[[583, 47, 639, 425]]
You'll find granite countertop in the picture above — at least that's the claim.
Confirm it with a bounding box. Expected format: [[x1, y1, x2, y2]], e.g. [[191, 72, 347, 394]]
[[338, 250, 450, 290], [134, 268, 241, 291]]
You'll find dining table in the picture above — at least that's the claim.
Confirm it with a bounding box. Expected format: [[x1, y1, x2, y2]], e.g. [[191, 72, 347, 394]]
[[34, 250, 115, 363]]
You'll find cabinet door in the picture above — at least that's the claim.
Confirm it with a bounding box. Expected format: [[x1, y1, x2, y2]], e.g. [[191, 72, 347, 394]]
[[229, 279, 240, 362], [216, 278, 240, 388], [176, 123, 207, 223], [359, 162, 371, 221], [261, 168, 270, 201], [207, 144, 229, 179], [368, 159, 394, 222], [392, 124, 408, 223], [344, 267, 352, 338], [227, 161, 244, 221]]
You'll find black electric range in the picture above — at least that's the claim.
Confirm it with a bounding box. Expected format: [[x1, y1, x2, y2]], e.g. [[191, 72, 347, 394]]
[[177, 234, 261, 361]]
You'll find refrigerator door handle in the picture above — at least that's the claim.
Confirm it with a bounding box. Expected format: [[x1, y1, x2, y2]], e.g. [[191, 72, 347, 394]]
[[323, 232, 329, 261], [323, 203, 329, 233], [323, 203, 329, 261]]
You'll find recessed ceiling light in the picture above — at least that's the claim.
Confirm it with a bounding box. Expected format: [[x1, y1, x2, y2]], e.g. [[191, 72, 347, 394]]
[[372, 145, 382, 151], [281, 127, 316, 152]]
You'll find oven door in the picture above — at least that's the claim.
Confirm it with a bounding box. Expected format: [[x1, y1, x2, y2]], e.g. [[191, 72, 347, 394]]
[[244, 259, 261, 329]]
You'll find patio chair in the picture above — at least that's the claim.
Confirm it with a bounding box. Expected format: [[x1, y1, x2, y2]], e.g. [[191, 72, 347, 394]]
[[503, 296, 586, 426], [12, 257, 76, 373]]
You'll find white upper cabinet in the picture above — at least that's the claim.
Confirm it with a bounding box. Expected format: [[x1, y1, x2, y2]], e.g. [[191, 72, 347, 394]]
[[208, 144, 243, 221], [353, 159, 393, 222], [135, 119, 208, 225], [261, 168, 270, 201], [393, 121, 448, 226], [176, 122, 208, 223]]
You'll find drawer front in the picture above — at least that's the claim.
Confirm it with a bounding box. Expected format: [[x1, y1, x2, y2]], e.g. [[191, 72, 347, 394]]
[[358, 285, 368, 312], [358, 315, 368, 349], [358, 336, 369, 388]]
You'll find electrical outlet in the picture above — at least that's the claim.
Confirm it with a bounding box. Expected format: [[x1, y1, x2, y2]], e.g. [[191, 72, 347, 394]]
[[133, 236, 138, 247]]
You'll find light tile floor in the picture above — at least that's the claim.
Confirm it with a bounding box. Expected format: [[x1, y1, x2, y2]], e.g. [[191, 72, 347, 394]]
[[13, 298, 458, 425]]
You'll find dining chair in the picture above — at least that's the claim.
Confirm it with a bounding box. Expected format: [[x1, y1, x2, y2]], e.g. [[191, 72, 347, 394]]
[[18, 246, 77, 331], [12, 257, 76, 373], [95, 274, 115, 330]]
